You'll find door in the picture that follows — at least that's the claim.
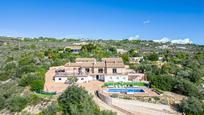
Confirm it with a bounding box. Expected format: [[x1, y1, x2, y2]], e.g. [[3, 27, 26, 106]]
[[96, 75, 99, 80]]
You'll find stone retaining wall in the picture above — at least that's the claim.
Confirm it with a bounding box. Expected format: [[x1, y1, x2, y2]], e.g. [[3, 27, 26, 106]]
[[95, 90, 112, 105]]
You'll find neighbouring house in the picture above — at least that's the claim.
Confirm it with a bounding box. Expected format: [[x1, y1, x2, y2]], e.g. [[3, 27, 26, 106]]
[[157, 45, 170, 49], [53, 58, 146, 83], [130, 56, 144, 63], [72, 42, 88, 45], [158, 57, 164, 62], [64, 45, 82, 54], [116, 49, 127, 54]]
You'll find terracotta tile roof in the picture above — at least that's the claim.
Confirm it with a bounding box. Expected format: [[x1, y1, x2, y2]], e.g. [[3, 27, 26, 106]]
[[94, 62, 105, 68], [75, 58, 96, 63], [102, 58, 123, 63], [80, 62, 94, 67], [65, 62, 94, 67], [65, 63, 81, 67], [106, 63, 125, 68], [65, 58, 125, 68]]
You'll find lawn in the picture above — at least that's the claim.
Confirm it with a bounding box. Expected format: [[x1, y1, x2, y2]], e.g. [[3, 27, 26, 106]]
[[35, 91, 56, 98], [103, 82, 148, 87]]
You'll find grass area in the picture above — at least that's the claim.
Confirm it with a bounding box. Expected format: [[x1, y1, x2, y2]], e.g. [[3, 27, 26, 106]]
[[35, 93, 54, 98], [103, 82, 148, 87]]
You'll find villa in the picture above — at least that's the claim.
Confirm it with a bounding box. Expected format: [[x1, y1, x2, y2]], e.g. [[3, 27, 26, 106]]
[[116, 49, 127, 54], [54, 58, 145, 83], [64, 45, 82, 54], [130, 56, 144, 63]]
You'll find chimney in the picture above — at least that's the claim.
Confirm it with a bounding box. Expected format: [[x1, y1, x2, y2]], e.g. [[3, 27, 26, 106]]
[[105, 61, 107, 74]]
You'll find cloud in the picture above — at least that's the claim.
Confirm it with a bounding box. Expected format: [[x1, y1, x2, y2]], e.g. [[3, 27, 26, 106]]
[[143, 20, 150, 24], [153, 37, 192, 44], [128, 35, 140, 40], [153, 37, 170, 43], [171, 38, 192, 44]]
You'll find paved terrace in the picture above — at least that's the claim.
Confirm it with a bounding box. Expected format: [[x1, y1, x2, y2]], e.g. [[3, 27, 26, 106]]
[[44, 67, 68, 93]]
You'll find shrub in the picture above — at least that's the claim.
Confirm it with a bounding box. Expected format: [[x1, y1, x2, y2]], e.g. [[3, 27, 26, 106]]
[[29, 94, 44, 105], [153, 96, 160, 101], [7, 96, 28, 112], [58, 85, 100, 115], [0, 72, 11, 81], [151, 75, 176, 91], [58, 85, 115, 115], [19, 73, 36, 86], [180, 97, 203, 114], [99, 110, 116, 115], [39, 103, 60, 115], [0, 95, 5, 110], [30, 80, 44, 91], [173, 79, 201, 98]]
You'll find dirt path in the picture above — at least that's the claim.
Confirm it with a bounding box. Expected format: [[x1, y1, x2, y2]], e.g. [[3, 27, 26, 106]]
[[112, 98, 180, 115]]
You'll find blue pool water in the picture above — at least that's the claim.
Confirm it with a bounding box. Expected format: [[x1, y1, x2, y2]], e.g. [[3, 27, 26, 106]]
[[107, 88, 145, 93]]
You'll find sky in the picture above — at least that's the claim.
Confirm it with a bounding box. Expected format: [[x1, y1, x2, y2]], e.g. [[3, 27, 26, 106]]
[[0, 0, 204, 44]]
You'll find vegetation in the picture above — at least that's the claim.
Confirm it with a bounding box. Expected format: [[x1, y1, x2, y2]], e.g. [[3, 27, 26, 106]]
[[39, 103, 60, 115], [179, 97, 203, 114], [7, 96, 28, 112], [58, 85, 116, 115], [0, 36, 204, 114]]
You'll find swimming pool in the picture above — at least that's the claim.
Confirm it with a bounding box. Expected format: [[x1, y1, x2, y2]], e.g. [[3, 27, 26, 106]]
[[106, 88, 145, 93]]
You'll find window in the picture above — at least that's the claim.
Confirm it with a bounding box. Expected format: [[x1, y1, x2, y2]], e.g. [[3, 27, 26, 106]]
[[98, 68, 103, 73], [113, 68, 117, 74], [110, 77, 112, 79], [85, 68, 90, 73], [81, 78, 84, 80], [117, 77, 119, 79], [59, 78, 61, 80]]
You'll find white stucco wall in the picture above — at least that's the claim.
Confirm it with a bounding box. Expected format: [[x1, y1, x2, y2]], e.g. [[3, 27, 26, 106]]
[[54, 77, 67, 82], [104, 75, 128, 82], [55, 76, 94, 83], [77, 76, 93, 83], [106, 68, 126, 74]]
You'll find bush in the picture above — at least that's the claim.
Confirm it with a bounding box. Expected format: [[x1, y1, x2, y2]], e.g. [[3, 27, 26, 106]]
[[19, 73, 36, 86], [58, 85, 100, 115], [30, 80, 44, 91], [7, 96, 28, 112], [0, 72, 11, 81], [151, 75, 176, 91], [146, 52, 159, 61], [39, 103, 60, 115], [58, 85, 116, 115], [0, 95, 5, 110], [180, 97, 203, 114], [99, 110, 116, 115], [173, 79, 201, 98], [29, 94, 44, 105]]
